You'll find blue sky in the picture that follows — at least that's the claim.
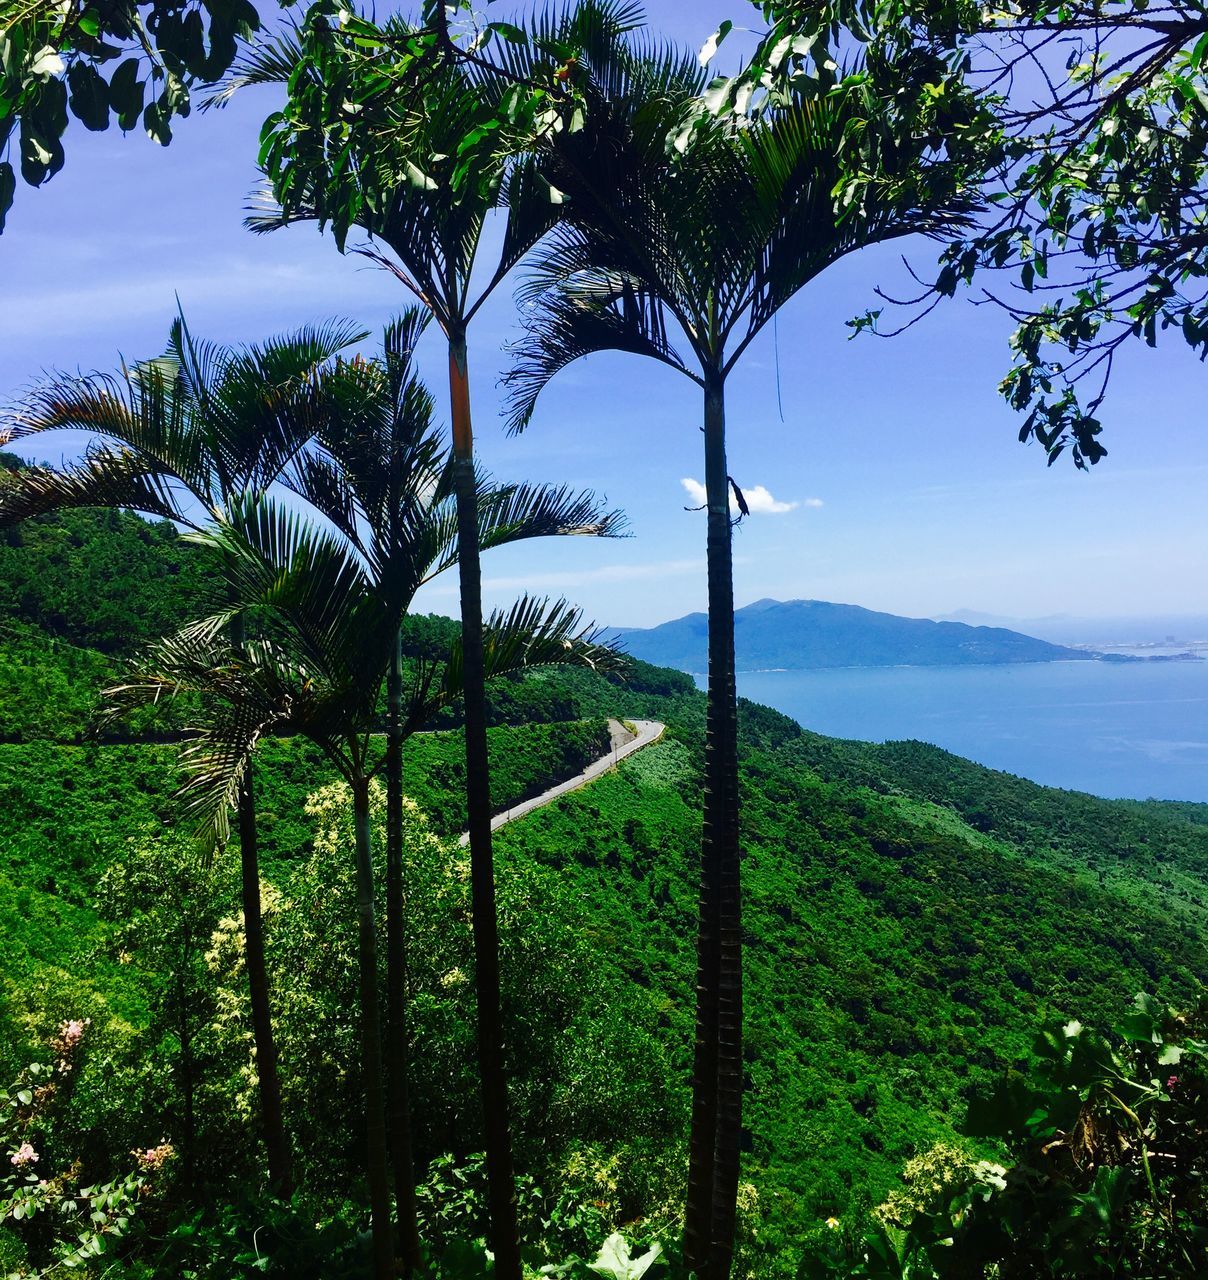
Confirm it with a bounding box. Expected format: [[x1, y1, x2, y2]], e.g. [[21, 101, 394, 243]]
[[2, 0, 1205, 630]]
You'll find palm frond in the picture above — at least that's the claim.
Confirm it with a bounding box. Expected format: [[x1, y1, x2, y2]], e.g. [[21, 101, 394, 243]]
[[3, 363, 213, 501], [195, 492, 388, 691], [0, 446, 185, 529], [205, 27, 304, 109], [245, 21, 528, 324], [419, 474, 627, 583], [103, 627, 297, 851], [733, 93, 980, 346], [202, 318, 368, 493], [479, 0, 647, 89], [503, 270, 697, 433], [481, 156, 564, 315], [476, 479, 627, 549], [282, 321, 450, 591], [3, 313, 358, 519], [516, 35, 981, 391], [413, 595, 626, 731], [383, 307, 431, 368]]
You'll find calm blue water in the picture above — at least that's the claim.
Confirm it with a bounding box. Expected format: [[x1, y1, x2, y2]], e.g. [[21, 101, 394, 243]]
[[727, 662, 1208, 803]]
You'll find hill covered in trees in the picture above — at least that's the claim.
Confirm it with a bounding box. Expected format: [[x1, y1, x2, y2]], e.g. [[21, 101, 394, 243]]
[[616, 597, 1107, 672], [2, 506, 1206, 1277]]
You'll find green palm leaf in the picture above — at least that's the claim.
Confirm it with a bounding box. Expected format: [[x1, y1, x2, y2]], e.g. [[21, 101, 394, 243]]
[[1, 314, 365, 518], [405, 594, 627, 734], [193, 492, 390, 697], [0, 445, 184, 527]]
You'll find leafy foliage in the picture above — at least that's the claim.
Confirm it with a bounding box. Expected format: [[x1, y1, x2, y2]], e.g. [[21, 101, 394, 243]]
[[1, 1018, 169, 1276], [754, 0, 1208, 465], [805, 994, 1208, 1277], [0, 0, 262, 231], [4, 419, 1208, 1279]]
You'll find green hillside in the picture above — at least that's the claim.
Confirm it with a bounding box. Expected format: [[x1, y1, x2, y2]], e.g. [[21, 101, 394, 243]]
[[2, 506, 1206, 1277]]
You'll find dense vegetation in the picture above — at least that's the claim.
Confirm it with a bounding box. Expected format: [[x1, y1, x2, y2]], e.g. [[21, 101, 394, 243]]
[[3, 0, 1207, 1266], [2, 506, 1205, 1276]]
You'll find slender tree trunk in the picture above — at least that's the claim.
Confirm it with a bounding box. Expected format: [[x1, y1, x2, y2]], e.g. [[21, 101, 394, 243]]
[[447, 328, 523, 1280], [386, 630, 422, 1272], [177, 964, 197, 1195], [230, 617, 294, 1198], [352, 777, 396, 1280], [237, 767, 294, 1199], [684, 374, 744, 1280]]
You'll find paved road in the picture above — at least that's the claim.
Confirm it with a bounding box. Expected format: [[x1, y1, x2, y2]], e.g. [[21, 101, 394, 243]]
[[458, 718, 666, 847]]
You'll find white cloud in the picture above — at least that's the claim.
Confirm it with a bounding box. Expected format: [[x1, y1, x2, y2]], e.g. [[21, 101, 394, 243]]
[[681, 477, 811, 515], [745, 485, 799, 514]]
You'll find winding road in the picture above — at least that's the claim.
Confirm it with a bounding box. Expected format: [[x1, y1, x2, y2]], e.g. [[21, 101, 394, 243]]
[[457, 718, 665, 847]]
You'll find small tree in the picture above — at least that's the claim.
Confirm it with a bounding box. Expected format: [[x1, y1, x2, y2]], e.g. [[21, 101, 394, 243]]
[[0, 315, 363, 1198], [222, 12, 636, 1264], [108, 474, 622, 1277], [281, 312, 624, 1262]]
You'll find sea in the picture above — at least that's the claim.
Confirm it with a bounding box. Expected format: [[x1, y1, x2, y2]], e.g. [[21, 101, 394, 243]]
[[721, 660, 1208, 804]]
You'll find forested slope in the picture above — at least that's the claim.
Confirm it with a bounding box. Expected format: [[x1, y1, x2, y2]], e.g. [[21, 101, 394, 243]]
[[2, 502, 1207, 1275]]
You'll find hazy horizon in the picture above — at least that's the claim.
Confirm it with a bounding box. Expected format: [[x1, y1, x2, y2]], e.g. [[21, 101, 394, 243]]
[[610, 596, 1208, 646]]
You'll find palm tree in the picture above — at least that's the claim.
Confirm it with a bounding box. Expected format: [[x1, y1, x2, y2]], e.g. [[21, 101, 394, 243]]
[[278, 312, 624, 1268], [222, 17, 634, 1267], [108, 485, 624, 1280], [503, 40, 978, 1280], [0, 316, 362, 1200]]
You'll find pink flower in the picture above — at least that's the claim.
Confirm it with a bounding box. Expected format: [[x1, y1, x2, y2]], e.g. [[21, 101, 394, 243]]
[[10, 1143, 39, 1168], [1167, 1075, 1179, 1092], [134, 1142, 175, 1173], [51, 1017, 91, 1070]]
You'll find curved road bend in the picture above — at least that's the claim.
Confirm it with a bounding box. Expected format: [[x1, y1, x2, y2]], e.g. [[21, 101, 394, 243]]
[[457, 718, 666, 847]]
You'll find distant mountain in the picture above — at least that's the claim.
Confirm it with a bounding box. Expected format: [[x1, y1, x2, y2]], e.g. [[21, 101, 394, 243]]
[[615, 598, 1099, 673]]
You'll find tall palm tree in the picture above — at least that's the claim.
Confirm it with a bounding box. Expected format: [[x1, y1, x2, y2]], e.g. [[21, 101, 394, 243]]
[[108, 487, 623, 1280], [222, 16, 635, 1266], [279, 312, 624, 1268], [503, 40, 977, 1280], [0, 316, 363, 1200]]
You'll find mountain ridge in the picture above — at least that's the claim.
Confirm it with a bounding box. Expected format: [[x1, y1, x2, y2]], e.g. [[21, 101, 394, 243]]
[[615, 597, 1106, 673]]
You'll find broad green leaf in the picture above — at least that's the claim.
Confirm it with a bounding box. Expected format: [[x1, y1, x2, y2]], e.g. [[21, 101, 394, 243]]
[[28, 45, 64, 79], [108, 57, 143, 129], [68, 62, 109, 132], [0, 161, 14, 232], [487, 20, 527, 44], [403, 159, 437, 192], [699, 20, 732, 68], [588, 1233, 663, 1280]]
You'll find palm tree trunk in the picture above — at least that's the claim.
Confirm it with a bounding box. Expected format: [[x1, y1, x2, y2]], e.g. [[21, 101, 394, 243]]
[[685, 373, 744, 1280], [230, 614, 293, 1200], [176, 963, 197, 1195], [447, 328, 523, 1280], [352, 777, 396, 1280], [386, 629, 422, 1272], [236, 766, 294, 1199]]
